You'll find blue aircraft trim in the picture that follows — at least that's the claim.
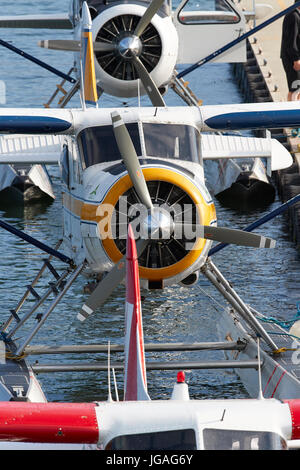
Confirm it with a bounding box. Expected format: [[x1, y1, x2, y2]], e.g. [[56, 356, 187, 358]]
[[85, 99, 98, 105], [204, 109, 300, 130], [0, 116, 72, 134]]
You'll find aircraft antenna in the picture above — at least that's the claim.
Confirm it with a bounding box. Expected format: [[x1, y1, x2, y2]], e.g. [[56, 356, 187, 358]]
[[138, 78, 141, 108], [107, 341, 113, 402], [112, 368, 119, 401], [79, 59, 86, 111], [257, 335, 264, 400]]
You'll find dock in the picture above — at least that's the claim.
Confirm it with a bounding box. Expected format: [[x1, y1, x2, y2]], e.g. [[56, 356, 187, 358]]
[[234, 0, 300, 245]]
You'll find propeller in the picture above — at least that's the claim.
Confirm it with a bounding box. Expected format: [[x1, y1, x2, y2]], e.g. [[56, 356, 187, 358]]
[[109, 0, 166, 106], [38, 0, 165, 106], [77, 113, 276, 320]]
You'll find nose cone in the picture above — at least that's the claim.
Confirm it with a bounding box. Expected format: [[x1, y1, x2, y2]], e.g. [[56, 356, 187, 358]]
[[117, 35, 142, 59], [141, 207, 174, 240]]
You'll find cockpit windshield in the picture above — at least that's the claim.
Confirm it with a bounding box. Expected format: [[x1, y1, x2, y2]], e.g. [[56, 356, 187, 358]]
[[143, 123, 201, 161], [77, 123, 141, 169], [105, 428, 197, 450], [77, 122, 201, 169], [203, 428, 287, 450]]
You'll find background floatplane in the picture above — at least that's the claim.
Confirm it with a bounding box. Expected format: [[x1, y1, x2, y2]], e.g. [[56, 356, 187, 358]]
[[0, 0, 292, 211]]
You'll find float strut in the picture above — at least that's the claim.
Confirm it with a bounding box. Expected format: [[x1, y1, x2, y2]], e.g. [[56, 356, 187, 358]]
[[201, 259, 278, 351]]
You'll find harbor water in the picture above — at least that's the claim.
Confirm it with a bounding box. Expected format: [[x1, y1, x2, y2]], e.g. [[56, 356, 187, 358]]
[[0, 0, 300, 403]]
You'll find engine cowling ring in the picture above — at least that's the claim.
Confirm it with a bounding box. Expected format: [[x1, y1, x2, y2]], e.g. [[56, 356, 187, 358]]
[[91, 4, 178, 98], [96, 167, 216, 283]]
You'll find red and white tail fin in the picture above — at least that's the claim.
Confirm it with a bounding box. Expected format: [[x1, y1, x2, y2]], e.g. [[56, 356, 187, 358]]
[[124, 225, 150, 401]]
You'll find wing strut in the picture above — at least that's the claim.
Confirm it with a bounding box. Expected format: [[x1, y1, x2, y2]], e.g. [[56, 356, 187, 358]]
[[0, 38, 75, 83], [0, 218, 72, 265]]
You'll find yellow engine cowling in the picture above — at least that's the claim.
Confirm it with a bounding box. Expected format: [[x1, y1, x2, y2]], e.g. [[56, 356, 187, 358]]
[[89, 167, 216, 288]]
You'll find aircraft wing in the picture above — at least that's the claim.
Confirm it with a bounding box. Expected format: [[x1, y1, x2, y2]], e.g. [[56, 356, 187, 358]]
[[0, 14, 72, 29], [0, 134, 63, 164], [199, 101, 300, 131], [0, 109, 73, 134], [201, 134, 292, 171]]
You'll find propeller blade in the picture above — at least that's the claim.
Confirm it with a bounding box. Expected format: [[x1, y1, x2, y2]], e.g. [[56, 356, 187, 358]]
[[134, 0, 165, 37], [77, 239, 148, 321], [38, 39, 81, 51], [132, 56, 165, 107], [93, 41, 116, 52], [39, 39, 115, 52], [111, 111, 153, 210], [209, 193, 300, 256], [175, 224, 276, 248], [202, 226, 276, 248]]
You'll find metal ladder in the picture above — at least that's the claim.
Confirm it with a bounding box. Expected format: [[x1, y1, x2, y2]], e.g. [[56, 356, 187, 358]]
[[43, 67, 80, 108], [170, 73, 203, 106], [0, 241, 85, 357]]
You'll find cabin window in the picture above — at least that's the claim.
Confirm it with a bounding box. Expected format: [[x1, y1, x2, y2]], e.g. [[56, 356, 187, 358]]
[[77, 123, 141, 169], [177, 0, 240, 25], [105, 428, 197, 450], [203, 428, 288, 450], [142, 123, 201, 162], [60, 144, 70, 187]]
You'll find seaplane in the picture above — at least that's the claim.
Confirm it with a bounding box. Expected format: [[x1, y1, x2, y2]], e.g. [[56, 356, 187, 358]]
[[0, 0, 283, 209], [0, 2, 295, 316], [0, 0, 300, 442], [0, 226, 300, 450]]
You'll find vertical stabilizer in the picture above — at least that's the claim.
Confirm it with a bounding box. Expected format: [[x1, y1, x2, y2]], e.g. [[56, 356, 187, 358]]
[[81, 2, 98, 107], [124, 225, 150, 401]]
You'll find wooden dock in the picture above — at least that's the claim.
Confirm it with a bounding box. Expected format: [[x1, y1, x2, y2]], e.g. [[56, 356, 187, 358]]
[[233, 0, 300, 246], [240, 0, 292, 101]]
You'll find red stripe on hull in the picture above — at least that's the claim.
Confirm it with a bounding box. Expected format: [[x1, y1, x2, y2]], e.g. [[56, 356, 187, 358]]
[[0, 402, 98, 443], [284, 399, 300, 440]]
